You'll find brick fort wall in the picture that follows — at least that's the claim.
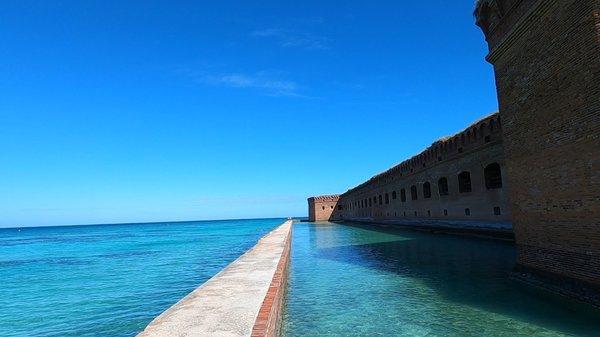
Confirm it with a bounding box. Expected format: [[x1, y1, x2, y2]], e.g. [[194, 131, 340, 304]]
[[309, 113, 511, 227], [475, 0, 600, 303], [308, 195, 342, 222]]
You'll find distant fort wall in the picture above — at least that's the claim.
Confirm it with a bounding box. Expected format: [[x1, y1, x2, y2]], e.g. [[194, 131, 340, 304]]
[[308, 113, 511, 231]]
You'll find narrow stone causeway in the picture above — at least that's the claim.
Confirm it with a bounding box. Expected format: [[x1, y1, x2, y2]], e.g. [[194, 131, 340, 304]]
[[137, 220, 292, 337]]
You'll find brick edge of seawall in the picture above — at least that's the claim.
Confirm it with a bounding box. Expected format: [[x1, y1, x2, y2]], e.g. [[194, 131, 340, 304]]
[[136, 220, 293, 337], [251, 221, 292, 337]]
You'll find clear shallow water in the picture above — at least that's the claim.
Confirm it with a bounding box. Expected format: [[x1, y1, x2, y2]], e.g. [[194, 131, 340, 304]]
[[283, 222, 600, 337], [0, 218, 283, 337]]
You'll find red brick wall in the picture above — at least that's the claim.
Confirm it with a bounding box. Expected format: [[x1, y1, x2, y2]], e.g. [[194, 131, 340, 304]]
[[308, 195, 341, 221], [251, 224, 292, 337], [329, 113, 511, 224], [476, 0, 600, 291]]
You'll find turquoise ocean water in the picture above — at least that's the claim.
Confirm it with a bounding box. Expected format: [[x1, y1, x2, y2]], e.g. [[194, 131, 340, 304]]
[[283, 222, 600, 337], [0, 218, 283, 336]]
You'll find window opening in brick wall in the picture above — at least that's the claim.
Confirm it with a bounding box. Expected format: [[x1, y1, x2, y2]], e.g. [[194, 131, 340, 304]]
[[458, 171, 472, 193], [423, 182, 432, 199]]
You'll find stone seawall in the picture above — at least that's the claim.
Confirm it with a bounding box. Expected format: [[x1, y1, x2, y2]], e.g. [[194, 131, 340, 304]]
[[137, 220, 292, 337], [251, 221, 292, 337]]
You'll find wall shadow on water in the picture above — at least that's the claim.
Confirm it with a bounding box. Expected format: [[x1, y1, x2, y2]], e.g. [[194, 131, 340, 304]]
[[313, 222, 600, 336]]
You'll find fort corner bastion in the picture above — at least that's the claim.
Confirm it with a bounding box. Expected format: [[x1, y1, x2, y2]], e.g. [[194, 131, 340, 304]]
[[310, 0, 599, 306], [308, 195, 342, 222]]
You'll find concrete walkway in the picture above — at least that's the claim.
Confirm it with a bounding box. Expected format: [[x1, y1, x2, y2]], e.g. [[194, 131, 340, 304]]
[[137, 220, 292, 337]]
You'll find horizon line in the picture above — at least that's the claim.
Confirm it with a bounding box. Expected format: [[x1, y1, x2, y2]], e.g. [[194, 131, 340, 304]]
[[0, 216, 307, 230]]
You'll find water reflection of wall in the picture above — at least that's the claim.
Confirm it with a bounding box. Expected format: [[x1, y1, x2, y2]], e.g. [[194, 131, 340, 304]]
[[288, 222, 600, 337]]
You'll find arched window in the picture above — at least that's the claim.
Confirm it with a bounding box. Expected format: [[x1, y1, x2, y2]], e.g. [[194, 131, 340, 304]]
[[458, 171, 472, 193], [400, 189, 406, 202], [411, 185, 418, 200], [385, 193, 389, 204], [423, 182, 431, 199], [484, 163, 503, 189], [378, 195, 383, 205], [369, 198, 372, 207], [392, 191, 397, 200], [438, 177, 449, 196]]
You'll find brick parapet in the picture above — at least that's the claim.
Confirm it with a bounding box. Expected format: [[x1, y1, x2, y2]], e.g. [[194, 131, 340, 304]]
[[308, 195, 341, 202], [343, 112, 502, 195]]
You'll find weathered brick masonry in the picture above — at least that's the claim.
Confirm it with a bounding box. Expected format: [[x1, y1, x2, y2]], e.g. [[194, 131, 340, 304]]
[[474, 0, 600, 304], [309, 112, 511, 228], [308, 195, 342, 222]]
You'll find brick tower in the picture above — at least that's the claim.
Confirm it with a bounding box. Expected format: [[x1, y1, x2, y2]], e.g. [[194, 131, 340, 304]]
[[307, 195, 341, 222], [475, 0, 600, 304]]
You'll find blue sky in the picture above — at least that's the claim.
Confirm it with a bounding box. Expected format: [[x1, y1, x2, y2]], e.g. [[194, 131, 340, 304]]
[[0, 0, 497, 227]]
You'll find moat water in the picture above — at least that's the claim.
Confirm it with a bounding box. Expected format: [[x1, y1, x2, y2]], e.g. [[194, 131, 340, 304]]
[[282, 221, 600, 337], [0, 218, 283, 336]]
